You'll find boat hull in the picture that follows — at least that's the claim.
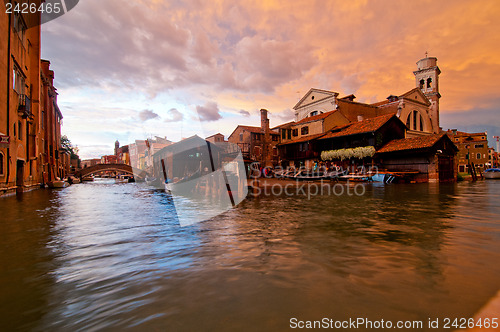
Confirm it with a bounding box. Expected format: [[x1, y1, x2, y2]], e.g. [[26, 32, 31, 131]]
[[47, 180, 69, 188]]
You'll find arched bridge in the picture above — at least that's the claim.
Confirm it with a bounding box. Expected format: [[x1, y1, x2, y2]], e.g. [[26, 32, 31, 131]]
[[74, 163, 151, 180]]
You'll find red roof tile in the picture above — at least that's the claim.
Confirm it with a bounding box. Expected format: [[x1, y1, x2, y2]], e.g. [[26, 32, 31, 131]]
[[377, 133, 448, 153], [278, 133, 326, 146], [295, 110, 337, 124], [271, 121, 295, 130], [237, 125, 262, 133], [319, 114, 397, 140]]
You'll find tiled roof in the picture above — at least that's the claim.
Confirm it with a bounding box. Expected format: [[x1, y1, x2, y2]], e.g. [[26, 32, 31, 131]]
[[271, 121, 295, 130], [278, 133, 326, 146], [377, 133, 448, 153], [233, 125, 279, 135], [371, 100, 391, 107], [295, 110, 337, 124], [319, 114, 396, 140], [446, 130, 487, 137], [237, 125, 262, 133]]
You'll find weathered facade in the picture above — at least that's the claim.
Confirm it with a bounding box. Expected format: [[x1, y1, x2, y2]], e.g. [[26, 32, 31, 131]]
[[40, 60, 67, 183], [0, 4, 67, 196], [376, 133, 458, 183], [278, 114, 406, 169], [446, 130, 489, 173], [206, 133, 225, 143], [227, 109, 279, 166]]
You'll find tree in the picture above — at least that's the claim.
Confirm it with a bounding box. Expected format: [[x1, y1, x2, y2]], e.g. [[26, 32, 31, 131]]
[[61, 135, 79, 159]]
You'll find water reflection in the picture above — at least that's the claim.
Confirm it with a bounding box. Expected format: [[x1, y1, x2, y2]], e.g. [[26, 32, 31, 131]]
[[0, 180, 499, 331]]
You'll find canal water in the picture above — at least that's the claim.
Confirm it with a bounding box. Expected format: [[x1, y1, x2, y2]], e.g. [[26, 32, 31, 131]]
[[1, 179, 500, 331]]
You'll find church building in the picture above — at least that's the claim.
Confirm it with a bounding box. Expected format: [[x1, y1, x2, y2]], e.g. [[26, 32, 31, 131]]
[[292, 55, 441, 137]]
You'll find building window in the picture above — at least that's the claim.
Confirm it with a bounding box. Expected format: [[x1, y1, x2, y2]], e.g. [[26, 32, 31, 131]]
[[455, 138, 459, 142], [18, 121, 22, 141], [281, 129, 286, 140], [310, 111, 318, 117], [239, 133, 243, 142], [475, 144, 484, 148], [13, 13, 27, 43], [272, 135, 278, 141], [477, 153, 481, 159], [292, 129, 298, 137], [252, 133, 261, 141], [287, 129, 291, 140], [419, 79, 424, 90], [0, 152, 4, 176], [427, 78, 432, 89], [301, 126, 309, 135], [13, 66, 25, 94], [406, 110, 424, 131]]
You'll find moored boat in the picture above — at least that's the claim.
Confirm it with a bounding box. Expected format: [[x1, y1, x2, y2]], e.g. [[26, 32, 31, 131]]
[[68, 176, 80, 184], [485, 168, 500, 179], [47, 179, 70, 188], [82, 176, 94, 182]]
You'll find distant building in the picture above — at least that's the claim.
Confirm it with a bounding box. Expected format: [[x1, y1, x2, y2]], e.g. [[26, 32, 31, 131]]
[[116, 145, 130, 165], [228, 109, 279, 166], [129, 140, 147, 169], [488, 147, 498, 168], [101, 155, 118, 164], [446, 130, 489, 173], [81, 158, 101, 168], [206, 133, 225, 143], [145, 137, 172, 170]]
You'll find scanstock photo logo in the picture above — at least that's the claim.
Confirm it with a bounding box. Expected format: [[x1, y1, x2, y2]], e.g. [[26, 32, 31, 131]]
[[4, 0, 79, 27], [143, 138, 248, 227]]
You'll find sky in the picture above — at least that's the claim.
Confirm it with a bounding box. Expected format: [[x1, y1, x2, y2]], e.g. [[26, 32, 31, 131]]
[[40, 0, 500, 159]]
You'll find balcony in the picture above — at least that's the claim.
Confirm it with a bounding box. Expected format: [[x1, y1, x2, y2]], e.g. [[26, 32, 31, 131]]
[[18, 94, 31, 119]]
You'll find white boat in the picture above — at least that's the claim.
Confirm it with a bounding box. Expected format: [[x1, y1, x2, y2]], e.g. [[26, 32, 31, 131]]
[[485, 168, 500, 179]]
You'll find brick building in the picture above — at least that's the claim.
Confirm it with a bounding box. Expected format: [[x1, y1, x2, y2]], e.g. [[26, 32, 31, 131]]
[[0, 4, 70, 196], [446, 130, 489, 173], [228, 109, 279, 166]]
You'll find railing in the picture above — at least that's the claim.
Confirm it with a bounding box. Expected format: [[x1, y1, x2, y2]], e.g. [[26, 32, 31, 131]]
[[18, 94, 31, 118]]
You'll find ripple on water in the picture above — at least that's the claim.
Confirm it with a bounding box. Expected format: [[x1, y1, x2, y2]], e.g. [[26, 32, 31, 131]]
[[1, 180, 500, 331]]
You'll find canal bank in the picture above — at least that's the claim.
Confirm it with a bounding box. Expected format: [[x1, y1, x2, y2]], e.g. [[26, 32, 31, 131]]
[[1, 179, 499, 331]]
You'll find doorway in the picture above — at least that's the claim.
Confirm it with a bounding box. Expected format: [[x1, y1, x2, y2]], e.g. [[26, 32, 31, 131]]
[[16, 160, 24, 194]]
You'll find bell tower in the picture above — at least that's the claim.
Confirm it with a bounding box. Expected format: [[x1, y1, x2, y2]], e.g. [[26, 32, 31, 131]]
[[413, 54, 441, 133]]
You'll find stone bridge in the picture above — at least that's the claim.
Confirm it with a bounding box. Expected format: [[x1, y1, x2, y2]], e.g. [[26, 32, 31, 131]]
[[74, 163, 150, 180]]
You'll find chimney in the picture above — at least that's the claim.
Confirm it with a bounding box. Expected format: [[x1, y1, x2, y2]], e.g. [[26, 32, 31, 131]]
[[452, 129, 457, 135], [260, 109, 269, 132]]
